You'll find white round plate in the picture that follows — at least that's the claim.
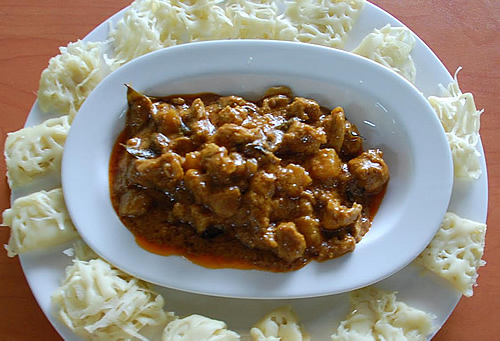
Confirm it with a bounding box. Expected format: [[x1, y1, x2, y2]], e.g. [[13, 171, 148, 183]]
[[17, 2, 488, 340], [62, 39, 453, 299]]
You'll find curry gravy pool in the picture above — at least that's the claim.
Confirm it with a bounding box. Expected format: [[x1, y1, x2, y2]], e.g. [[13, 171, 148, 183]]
[[109, 86, 389, 272]]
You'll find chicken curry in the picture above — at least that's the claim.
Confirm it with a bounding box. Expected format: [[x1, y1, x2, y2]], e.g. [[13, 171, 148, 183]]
[[109, 86, 389, 272]]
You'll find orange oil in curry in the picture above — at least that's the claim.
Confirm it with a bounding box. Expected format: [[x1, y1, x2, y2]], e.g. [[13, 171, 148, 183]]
[[135, 235, 265, 271]]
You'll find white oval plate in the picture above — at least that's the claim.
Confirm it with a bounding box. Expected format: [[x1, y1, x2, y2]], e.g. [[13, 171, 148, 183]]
[[17, 2, 488, 340], [62, 39, 453, 299]]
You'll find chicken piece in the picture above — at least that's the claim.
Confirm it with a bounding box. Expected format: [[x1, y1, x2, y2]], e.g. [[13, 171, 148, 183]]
[[341, 121, 364, 158], [275, 222, 307, 262], [320, 107, 346, 152], [168, 97, 186, 105], [242, 141, 282, 166], [262, 85, 293, 99], [209, 186, 242, 218], [212, 123, 259, 149], [149, 133, 170, 155], [184, 169, 211, 205], [295, 216, 322, 248], [276, 164, 312, 198], [235, 220, 277, 251], [297, 196, 315, 217], [245, 190, 273, 227], [307, 148, 342, 179], [201, 144, 254, 186], [211, 105, 249, 126], [182, 98, 208, 123], [270, 191, 313, 222], [170, 136, 196, 155], [153, 103, 184, 135], [321, 199, 363, 230], [200, 143, 237, 177], [177, 99, 216, 143], [250, 170, 277, 197], [173, 203, 219, 234], [133, 152, 184, 189], [230, 152, 258, 178], [162, 152, 185, 183], [217, 95, 248, 108], [190, 204, 220, 234], [271, 196, 314, 221], [316, 234, 356, 260], [234, 190, 277, 250], [190, 117, 216, 144], [287, 97, 322, 121], [183, 151, 202, 171], [118, 189, 153, 217], [262, 94, 292, 112], [278, 120, 327, 155], [351, 216, 371, 242], [172, 202, 189, 222], [348, 149, 390, 194], [270, 197, 299, 222]]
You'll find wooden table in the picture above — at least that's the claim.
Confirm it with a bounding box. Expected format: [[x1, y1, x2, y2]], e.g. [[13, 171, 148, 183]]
[[1, 1, 498, 340]]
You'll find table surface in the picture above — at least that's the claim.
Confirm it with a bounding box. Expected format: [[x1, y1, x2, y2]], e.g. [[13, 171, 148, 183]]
[[1, 0, 499, 340]]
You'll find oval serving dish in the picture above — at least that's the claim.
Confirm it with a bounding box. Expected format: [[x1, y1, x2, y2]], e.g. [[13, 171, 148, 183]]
[[62, 39, 453, 299]]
